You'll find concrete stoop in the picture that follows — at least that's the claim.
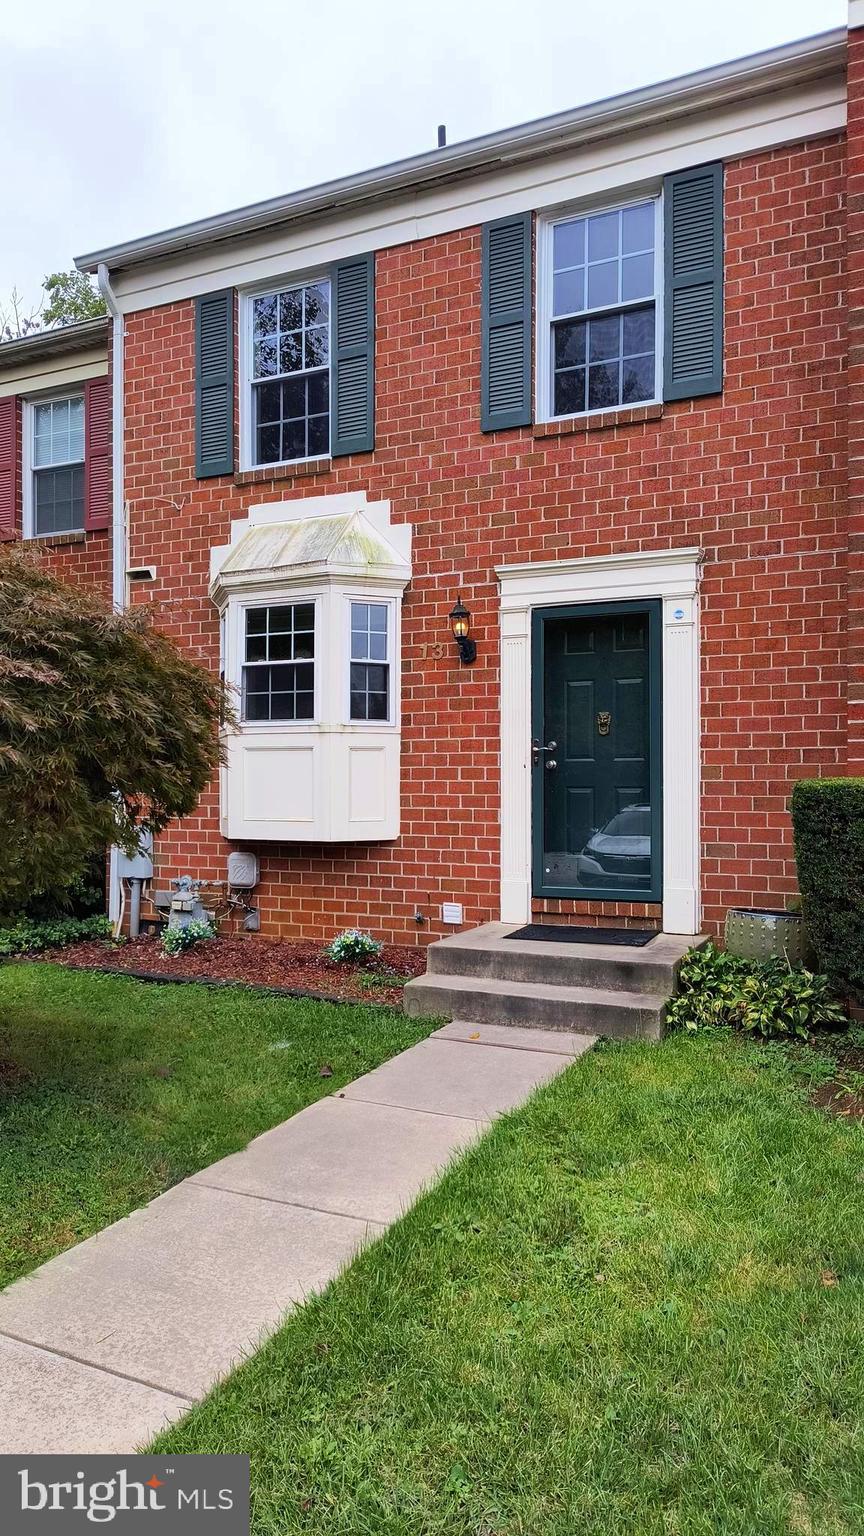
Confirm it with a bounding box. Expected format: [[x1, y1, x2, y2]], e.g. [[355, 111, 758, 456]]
[[404, 923, 705, 1039]]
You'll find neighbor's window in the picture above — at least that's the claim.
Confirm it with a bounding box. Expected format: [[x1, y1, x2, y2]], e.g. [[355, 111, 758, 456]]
[[349, 601, 390, 721], [250, 281, 330, 465], [31, 394, 85, 535], [242, 603, 315, 721], [547, 200, 658, 418]]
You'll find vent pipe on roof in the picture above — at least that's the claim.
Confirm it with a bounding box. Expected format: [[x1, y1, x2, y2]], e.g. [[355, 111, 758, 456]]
[[437, 124, 446, 148]]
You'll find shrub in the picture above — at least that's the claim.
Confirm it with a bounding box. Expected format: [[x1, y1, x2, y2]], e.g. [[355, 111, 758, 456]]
[[325, 929, 383, 965], [666, 941, 846, 1040], [791, 778, 864, 1001], [161, 920, 216, 957], [0, 914, 112, 956]]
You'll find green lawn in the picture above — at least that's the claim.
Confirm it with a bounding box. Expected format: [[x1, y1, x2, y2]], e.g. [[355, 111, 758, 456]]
[[154, 1031, 864, 1536], [0, 963, 432, 1287]]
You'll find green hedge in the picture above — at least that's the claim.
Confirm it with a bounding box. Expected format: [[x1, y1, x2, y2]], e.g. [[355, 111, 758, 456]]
[[791, 778, 864, 1000], [0, 914, 112, 957]]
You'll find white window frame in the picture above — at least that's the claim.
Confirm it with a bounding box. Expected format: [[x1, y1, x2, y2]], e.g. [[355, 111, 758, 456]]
[[535, 188, 664, 425], [233, 592, 323, 728], [343, 594, 397, 727], [22, 390, 86, 539], [238, 272, 332, 473]]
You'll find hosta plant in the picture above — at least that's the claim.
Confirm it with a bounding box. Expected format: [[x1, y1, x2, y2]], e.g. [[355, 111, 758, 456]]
[[667, 941, 846, 1040]]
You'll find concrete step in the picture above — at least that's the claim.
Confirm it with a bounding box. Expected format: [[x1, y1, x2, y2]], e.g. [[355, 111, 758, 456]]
[[403, 972, 665, 1040], [424, 922, 697, 996]]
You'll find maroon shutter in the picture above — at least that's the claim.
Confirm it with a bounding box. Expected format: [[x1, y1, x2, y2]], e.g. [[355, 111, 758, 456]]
[[0, 396, 19, 541], [84, 377, 111, 531]]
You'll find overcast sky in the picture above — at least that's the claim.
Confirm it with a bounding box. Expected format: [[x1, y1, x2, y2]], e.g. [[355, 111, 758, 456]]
[[2, 0, 844, 311]]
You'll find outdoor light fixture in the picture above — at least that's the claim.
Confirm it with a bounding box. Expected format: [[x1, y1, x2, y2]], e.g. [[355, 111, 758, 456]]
[[449, 596, 477, 664]]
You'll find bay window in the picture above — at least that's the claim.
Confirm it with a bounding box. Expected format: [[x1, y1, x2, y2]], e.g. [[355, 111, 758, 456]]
[[210, 493, 411, 842]]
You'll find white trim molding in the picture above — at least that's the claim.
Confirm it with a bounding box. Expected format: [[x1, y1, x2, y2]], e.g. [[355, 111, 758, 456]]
[[850, 1, 864, 33], [78, 29, 844, 306], [496, 546, 704, 935]]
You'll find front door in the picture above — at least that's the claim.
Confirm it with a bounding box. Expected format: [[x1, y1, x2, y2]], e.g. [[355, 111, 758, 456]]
[[531, 601, 662, 902]]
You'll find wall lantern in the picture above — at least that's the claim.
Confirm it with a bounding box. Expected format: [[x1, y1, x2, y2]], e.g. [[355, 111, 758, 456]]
[[449, 596, 477, 665]]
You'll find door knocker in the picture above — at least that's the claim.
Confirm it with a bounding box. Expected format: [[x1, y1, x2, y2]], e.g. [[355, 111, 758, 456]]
[[596, 711, 611, 737]]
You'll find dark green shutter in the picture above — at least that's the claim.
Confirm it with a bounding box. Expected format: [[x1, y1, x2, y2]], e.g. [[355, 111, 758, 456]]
[[481, 213, 532, 433], [195, 289, 234, 477], [663, 163, 723, 401], [331, 254, 374, 456]]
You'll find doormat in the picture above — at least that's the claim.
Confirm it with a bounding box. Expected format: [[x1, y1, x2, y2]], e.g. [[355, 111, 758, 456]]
[[505, 924, 658, 947]]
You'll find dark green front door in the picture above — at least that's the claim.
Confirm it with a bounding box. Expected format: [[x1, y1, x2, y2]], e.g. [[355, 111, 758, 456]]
[[531, 601, 662, 902]]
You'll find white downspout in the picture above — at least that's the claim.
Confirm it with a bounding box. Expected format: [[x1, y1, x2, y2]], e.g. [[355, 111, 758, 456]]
[[97, 263, 126, 927]]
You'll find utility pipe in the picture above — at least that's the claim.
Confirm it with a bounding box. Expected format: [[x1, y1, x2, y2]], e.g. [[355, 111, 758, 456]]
[[97, 264, 126, 929]]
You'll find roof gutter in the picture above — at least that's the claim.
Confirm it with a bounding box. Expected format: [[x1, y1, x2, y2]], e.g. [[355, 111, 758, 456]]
[[0, 317, 109, 368], [75, 28, 845, 277]]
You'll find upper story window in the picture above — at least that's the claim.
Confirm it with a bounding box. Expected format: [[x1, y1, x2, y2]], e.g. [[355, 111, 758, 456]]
[[30, 394, 85, 535], [542, 198, 660, 420], [242, 602, 315, 721], [251, 281, 330, 466]]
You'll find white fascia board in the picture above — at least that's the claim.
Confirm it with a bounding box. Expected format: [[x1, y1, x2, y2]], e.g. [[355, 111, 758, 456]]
[[850, 0, 864, 31], [110, 79, 844, 315], [77, 29, 844, 279], [0, 349, 108, 400]]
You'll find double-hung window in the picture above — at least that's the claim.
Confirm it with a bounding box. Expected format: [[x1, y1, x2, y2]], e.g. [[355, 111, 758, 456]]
[[242, 603, 315, 722], [250, 281, 330, 466], [349, 601, 390, 722], [545, 199, 659, 419], [30, 394, 85, 535]]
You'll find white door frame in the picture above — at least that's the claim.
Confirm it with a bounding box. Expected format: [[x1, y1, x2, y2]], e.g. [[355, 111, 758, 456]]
[[497, 546, 703, 935]]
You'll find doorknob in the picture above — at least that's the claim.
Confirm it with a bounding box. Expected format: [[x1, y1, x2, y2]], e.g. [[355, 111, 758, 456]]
[[532, 738, 557, 764]]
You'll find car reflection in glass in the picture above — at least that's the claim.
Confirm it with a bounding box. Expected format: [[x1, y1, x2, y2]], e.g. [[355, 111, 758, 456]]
[[575, 804, 651, 889]]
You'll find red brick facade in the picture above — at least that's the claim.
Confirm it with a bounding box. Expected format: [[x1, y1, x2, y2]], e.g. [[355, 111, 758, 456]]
[[112, 124, 848, 945]]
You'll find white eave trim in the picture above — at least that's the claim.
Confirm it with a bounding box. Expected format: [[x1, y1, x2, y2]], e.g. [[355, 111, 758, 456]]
[[75, 29, 844, 282]]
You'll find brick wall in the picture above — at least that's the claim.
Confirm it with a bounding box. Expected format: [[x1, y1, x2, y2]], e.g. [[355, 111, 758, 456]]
[[848, 25, 864, 769], [123, 133, 848, 944]]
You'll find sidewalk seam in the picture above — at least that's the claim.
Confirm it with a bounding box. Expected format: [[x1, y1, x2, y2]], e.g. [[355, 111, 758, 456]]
[[340, 1093, 491, 1122], [187, 1179, 391, 1227], [430, 1032, 594, 1058], [0, 1328, 195, 1403]]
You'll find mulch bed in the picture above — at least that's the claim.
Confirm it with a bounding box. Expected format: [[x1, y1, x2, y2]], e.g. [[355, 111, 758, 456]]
[[809, 1043, 864, 1121], [28, 935, 428, 1008]]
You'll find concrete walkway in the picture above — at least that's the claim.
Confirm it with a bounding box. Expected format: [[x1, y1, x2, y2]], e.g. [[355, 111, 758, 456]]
[[0, 1020, 594, 1454]]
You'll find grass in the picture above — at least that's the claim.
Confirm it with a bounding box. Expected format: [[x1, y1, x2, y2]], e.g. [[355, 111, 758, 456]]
[[0, 962, 433, 1287], [153, 1030, 864, 1535]]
